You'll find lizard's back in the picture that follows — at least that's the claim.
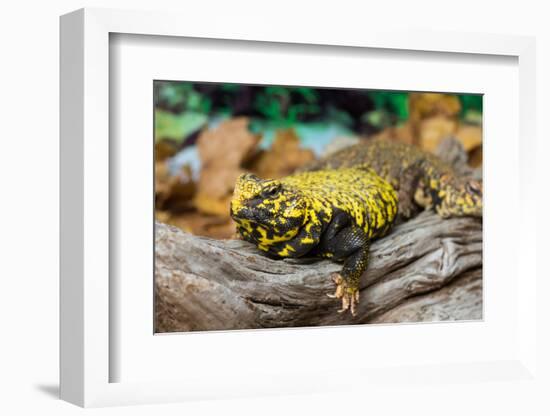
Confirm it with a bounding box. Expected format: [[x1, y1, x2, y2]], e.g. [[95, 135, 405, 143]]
[[302, 139, 482, 218], [303, 139, 454, 190], [281, 168, 397, 239]]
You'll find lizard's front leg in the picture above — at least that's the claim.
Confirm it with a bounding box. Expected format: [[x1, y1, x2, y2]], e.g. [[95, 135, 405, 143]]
[[263, 221, 323, 258], [321, 225, 370, 316]]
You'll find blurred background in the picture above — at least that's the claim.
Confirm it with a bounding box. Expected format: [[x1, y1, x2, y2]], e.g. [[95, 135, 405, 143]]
[[154, 81, 482, 239]]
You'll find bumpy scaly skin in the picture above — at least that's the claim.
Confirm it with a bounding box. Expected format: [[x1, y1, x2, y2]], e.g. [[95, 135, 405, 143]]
[[303, 140, 483, 219], [230, 168, 398, 315]]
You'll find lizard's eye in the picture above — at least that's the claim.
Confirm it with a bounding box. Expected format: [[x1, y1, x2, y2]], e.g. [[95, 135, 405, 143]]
[[263, 185, 280, 198]]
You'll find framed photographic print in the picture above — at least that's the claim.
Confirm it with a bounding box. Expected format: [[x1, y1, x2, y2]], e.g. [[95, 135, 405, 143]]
[[60, 7, 538, 408], [152, 80, 484, 332]]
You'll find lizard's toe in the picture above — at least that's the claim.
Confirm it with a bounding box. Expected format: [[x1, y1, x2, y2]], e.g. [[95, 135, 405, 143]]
[[337, 290, 358, 316], [327, 273, 345, 298], [329, 274, 359, 316]]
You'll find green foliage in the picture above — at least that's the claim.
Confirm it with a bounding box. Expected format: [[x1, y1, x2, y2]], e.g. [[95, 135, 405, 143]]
[[155, 82, 212, 113], [459, 94, 483, 113], [458, 94, 483, 123], [254, 86, 320, 125], [154, 109, 207, 143], [154, 81, 482, 136], [358, 91, 409, 130], [367, 91, 409, 122], [254, 86, 286, 122]]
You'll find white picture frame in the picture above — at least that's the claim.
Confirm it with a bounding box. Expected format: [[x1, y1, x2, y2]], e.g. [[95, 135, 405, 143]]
[[60, 7, 538, 408]]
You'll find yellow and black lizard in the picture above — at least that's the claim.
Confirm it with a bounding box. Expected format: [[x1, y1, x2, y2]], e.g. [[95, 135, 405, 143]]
[[304, 139, 483, 219], [230, 139, 482, 316]]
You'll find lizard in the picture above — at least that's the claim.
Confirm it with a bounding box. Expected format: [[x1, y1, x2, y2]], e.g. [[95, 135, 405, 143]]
[[230, 139, 482, 316], [230, 167, 398, 316], [302, 139, 483, 219]]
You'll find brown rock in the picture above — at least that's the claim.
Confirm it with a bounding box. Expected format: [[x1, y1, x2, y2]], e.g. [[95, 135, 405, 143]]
[[155, 140, 178, 161], [155, 162, 196, 212], [193, 193, 234, 217], [160, 211, 236, 239], [371, 122, 415, 145], [195, 117, 260, 216], [197, 117, 259, 168], [455, 124, 483, 152], [409, 92, 461, 122], [469, 145, 483, 168], [418, 115, 458, 152], [249, 129, 314, 179]]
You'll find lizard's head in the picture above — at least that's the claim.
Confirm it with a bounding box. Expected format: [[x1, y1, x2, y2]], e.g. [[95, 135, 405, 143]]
[[434, 175, 483, 218], [230, 173, 308, 244]]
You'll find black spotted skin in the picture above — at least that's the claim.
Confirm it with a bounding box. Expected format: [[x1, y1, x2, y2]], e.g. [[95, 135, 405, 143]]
[[303, 139, 483, 219], [230, 168, 398, 315]]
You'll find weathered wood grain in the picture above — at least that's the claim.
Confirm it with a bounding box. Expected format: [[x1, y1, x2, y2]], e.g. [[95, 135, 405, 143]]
[[369, 268, 482, 324], [155, 211, 482, 332]]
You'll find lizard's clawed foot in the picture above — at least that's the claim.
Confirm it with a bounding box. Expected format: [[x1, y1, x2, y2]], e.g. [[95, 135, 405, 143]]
[[327, 273, 360, 316]]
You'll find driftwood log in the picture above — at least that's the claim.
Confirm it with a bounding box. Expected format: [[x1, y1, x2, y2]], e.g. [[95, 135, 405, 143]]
[[155, 212, 482, 332], [155, 137, 483, 332]]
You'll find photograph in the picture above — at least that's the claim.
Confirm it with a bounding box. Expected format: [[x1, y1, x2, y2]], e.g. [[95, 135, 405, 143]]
[[153, 81, 483, 332]]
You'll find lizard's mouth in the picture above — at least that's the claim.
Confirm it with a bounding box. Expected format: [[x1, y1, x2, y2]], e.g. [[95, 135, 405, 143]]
[[230, 201, 270, 224]]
